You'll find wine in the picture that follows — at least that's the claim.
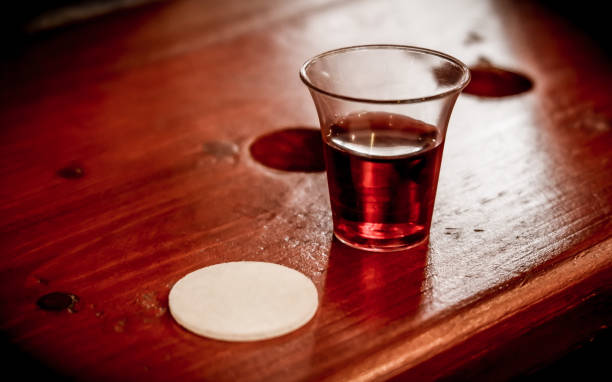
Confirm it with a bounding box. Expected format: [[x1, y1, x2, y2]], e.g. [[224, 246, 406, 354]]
[[323, 112, 444, 250]]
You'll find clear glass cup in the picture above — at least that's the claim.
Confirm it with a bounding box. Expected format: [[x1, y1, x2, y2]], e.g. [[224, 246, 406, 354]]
[[300, 45, 470, 252]]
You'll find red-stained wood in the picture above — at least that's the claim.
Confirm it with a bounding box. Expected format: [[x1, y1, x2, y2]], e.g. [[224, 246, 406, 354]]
[[0, 0, 610, 381]]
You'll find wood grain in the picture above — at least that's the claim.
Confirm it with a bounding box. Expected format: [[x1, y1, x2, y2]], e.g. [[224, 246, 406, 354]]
[[0, 0, 610, 380]]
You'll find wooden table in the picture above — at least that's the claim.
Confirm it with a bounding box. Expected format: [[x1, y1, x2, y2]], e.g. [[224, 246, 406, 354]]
[[1, 0, 610, 380]]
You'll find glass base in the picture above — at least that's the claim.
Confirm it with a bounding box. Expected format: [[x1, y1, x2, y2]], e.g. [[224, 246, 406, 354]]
[[333, 231, 429, 252]]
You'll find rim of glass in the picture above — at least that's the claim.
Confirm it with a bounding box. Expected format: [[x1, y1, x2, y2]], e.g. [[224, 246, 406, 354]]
[[300, 44, 471, 104]]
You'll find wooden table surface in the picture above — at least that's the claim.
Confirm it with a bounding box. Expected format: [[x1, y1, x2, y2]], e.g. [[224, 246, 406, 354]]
[[1, 0, 610, 380]]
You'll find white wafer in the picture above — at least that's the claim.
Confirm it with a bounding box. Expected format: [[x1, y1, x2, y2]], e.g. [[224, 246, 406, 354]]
[[169, 261, 319, 341]]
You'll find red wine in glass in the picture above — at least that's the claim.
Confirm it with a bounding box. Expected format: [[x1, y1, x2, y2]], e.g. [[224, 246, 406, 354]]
[[323, 112, 444, 251]]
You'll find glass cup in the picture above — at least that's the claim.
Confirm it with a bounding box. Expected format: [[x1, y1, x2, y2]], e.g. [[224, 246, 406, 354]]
[[300, 45, 470, 252]]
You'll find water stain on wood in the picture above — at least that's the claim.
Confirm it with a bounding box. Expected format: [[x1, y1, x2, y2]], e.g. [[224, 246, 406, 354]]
[[114, 319, 126, 333], [249, 127, 325, 172], [136, 292, 167, 318], [57, 164, 85, 179], [36, 292, 79, 312], [202, 141, 240, 164], [36, 277, 50, 286], [433, 62, 466, 87], [444, 227, 462, 239], [464, 31, 483, 45]]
